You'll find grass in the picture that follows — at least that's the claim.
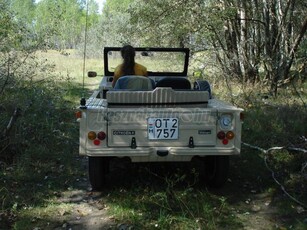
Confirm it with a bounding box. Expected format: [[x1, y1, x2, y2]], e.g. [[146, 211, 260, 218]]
[[1, 49, 307, 229], [35, 49, 102, 89], [103, 164, 243, 229]]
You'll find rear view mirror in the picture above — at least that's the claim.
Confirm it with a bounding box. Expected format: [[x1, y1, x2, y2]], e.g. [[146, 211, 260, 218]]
[[88, 71, 97, 78], [141, 51, 153, 57], [141, 51, 149, 56]]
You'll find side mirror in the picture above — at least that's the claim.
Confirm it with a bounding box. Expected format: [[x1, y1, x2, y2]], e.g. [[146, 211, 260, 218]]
[[88, 71, 97, 78]]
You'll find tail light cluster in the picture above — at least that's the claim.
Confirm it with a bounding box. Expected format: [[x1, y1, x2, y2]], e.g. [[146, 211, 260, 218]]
[[75, 111, 82, 119], [88, 131, 106, 146], [217, 130, 234, 145]]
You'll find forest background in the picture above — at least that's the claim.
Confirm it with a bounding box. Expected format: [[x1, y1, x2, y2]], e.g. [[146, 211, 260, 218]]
[[2, 0, 306, 93]]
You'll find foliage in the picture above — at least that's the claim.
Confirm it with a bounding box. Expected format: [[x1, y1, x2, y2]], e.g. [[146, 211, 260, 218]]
[[87, 0, 135, 51], [0, 0, 39, 103], [0, 5, 79, 229], [127, 0, 307, 95], [0, 78, 81, 229], [128, 0, 206, 47], [6, 0, 307, 94], [0, 8, 79, 229], [10, 0, 35, 26]]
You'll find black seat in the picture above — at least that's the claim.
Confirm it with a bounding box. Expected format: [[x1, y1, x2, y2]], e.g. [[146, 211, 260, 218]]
[[155, 77, 191, 89], [114, 75, 155, 90]]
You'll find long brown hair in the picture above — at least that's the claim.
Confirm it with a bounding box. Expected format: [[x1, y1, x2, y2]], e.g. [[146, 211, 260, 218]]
[[121, 45, 135, 75]]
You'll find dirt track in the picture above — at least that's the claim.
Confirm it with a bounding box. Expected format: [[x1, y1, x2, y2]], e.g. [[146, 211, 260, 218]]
[[51, 157, 304, 230]]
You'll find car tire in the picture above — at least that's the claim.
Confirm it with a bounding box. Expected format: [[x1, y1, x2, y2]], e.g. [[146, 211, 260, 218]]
[[194, 80, 212, 99], [204, 155, 229, 188], [88, 156, 109, 190]]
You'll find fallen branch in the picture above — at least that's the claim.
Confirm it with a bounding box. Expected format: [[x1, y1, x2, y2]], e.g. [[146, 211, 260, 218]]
[[242, 141, 307, 209], [2, 107, 21, 139], [242, 142, 307, 154]]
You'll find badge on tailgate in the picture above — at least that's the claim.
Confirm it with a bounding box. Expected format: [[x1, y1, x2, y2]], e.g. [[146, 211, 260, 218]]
[[148, 118, 179, 140]]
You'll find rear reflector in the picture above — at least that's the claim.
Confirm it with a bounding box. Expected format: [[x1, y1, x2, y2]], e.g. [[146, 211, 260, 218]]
[[88, 131, 96, 140], [97, 131, 106, 140], [226, 131, 234, 140], [217, 131, 225, 140]]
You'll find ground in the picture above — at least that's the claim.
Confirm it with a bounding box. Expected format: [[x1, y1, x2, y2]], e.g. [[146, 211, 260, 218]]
[[48, 155, 306, 230]]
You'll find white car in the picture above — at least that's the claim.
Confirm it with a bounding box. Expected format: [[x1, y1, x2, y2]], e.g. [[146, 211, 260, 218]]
[[78, 47, 243, 190]]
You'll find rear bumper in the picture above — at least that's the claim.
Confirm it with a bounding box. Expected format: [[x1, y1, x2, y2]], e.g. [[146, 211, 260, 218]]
[[80, 146, 240, 162]]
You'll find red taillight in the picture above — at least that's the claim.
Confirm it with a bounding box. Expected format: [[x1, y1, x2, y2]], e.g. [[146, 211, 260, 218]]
[[240, 112, 244, 121], [75, 111, 82, 119], [222, 139, 229, 145], [97, 131, 106, 140], [93, 139, 100, 145], [218, 130, 234, 145], [217, 131, 225, 139]]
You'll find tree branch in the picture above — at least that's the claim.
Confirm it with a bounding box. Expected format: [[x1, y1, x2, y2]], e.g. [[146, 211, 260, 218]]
[[2, 108, 21, 139]]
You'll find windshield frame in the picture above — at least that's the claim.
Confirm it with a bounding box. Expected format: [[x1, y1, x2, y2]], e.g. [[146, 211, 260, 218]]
[[103, 47, 190, 77]]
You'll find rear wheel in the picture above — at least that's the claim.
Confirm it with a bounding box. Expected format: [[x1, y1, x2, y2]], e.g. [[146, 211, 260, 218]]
[[88, 157, 109, 190], [204, 156, 229, 188]]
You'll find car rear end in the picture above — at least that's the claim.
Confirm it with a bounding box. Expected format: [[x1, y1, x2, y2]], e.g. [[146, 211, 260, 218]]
[[80, 89, 243, 162]]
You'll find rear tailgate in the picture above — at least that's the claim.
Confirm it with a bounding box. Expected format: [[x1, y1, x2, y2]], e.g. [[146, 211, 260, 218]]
[[107, 107, 217, 147]]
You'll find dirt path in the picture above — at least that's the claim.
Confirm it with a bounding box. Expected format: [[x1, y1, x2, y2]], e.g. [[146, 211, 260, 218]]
[[49, 158, 116, 230], [52, 178, 115, 230], [230, 192, 280, 229], [51, 158, 303, 230], [59, 188, 278, 230]]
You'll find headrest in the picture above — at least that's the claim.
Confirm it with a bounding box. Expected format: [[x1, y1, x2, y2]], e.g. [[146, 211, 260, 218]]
[[155, 77, 191, 89], [114, 75, 154, 90]]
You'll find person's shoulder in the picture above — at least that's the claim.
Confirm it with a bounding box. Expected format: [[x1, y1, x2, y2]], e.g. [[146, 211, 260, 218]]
[[114, 64, 123, 73], [115, 63, 123, 70], [114, 64, 124, 79], [135, 62, 147, 70]]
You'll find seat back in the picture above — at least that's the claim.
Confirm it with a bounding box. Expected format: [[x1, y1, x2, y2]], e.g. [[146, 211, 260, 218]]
[[114, 75, 154, 90], [155, 77, 191, 89]]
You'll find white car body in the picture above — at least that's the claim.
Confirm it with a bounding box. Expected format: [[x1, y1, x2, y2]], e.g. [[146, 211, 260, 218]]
[[78, 47, 243, 189]]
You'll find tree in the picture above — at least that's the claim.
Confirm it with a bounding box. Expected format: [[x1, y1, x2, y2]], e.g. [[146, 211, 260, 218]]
[[10, 0, 36, 25], [210, 0, 307, 94], [90, 0, 135, 47], [129, 0, 203, 47], [0, 0, 45, 95], [128, 0, 307, 95], [34, 0, 99, 49], [104, 0, 132, 12]]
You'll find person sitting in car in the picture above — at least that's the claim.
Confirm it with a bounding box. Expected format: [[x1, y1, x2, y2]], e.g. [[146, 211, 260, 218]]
[[112, 45, 148, 87]]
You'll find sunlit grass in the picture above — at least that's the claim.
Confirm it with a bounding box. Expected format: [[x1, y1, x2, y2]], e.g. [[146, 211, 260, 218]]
[[34, 49, 189, 91], [35, 49, 102, 89], [106, 185, 240, 230], [13, 202, 75, 229]]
